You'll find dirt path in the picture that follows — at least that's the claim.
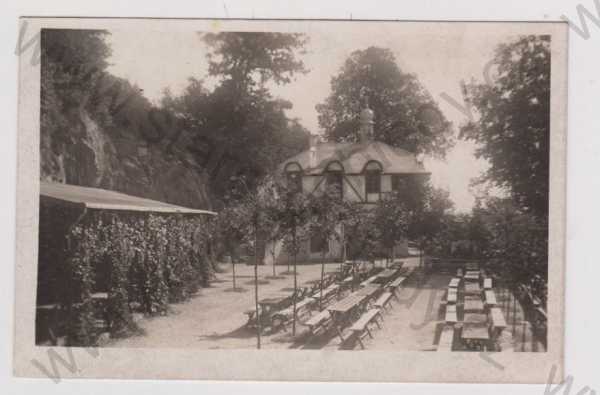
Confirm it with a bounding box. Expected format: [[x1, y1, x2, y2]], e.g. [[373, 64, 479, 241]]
[[108, 262, 350, 349]]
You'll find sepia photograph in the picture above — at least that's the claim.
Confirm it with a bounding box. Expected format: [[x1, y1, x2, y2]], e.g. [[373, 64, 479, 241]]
[[13, 18, 567, 382]]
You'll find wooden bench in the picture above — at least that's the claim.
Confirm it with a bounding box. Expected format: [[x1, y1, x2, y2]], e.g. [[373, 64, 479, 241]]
[[271, 297, 316, 331], [373, 292, 394, 312], [349, 309, 382, 349], [447, 288, 458, 304], [386, 276, 407, 299], [244, 307, 262, 328], [305, 309, 331, 335], [437, 325, 454, 351], [360, 275, 379, 287], [483, 278, 492, 289], [484, 290, 498, 307], [489, 307, 507, 350], [445, 304, 458, 324]]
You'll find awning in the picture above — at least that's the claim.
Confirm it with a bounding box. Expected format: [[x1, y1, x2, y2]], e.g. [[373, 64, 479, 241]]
[[40, 182, 216, 215]]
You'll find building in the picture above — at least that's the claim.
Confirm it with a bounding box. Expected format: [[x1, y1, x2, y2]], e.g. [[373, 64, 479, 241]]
[[266, 104, 430, 264]]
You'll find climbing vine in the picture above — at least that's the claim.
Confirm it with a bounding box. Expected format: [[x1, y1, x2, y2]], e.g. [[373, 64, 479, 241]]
[[58, 211, 214, 346]]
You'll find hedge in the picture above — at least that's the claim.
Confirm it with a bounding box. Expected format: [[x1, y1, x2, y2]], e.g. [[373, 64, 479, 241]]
[[46, 210, 214, 346]]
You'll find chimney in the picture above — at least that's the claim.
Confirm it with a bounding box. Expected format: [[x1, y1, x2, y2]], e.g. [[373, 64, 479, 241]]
[[359, 102, 374, 143], [309, 134, 318, 168]]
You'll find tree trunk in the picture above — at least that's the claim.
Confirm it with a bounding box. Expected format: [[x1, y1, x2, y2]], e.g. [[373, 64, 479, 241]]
[[271, 247, 277, 277], [320, 250, 326, 310], [254, 222, 261, 349], [232, 261, 236, 290], [292, 227, 298, 337]]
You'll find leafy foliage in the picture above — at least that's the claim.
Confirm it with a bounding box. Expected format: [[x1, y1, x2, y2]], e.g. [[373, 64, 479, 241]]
[[59, 212, 213, 346], [162, 32, 312, 204], [317, 47, 454, 157], [460, 35, 551, 220]]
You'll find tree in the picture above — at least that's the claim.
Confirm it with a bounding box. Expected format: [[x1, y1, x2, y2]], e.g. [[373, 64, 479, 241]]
[[203, 32, 309, 94], [161, 32, 311, 204], [460, 35, 551, 220], [307, 185, 347, 309], [316, 46, 453, 157], [372, 192, 410, 263], [274, 186, 311, 336], [215, 204, 247, 291]]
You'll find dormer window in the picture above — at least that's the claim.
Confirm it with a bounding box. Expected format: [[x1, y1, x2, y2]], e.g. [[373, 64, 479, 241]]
[[284, 162, 303, 193], [364, 161, 382, 202]]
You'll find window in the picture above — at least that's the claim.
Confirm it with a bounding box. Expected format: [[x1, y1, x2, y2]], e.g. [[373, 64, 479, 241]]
[[365, 171, 381, 194], [287, 172, 302, 192], [284, 162, 303, 192], [325, 162, 344, 199], [364, 161, 382, 196], [310, 234, 329, 253]]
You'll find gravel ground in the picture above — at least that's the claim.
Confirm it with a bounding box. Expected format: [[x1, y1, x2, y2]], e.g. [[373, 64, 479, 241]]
[[108, 257, 544, 352]]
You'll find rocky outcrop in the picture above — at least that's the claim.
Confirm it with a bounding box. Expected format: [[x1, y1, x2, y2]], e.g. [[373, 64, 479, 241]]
[[40, 108, 212, 210]]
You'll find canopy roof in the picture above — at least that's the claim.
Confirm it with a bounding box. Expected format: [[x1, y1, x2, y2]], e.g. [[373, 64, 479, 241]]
[[40, 182, 216, 215], [280, 141, 429, 175]]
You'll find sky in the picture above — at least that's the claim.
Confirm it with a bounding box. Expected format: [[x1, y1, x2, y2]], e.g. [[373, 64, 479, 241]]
[[105, 25, 513, 212]]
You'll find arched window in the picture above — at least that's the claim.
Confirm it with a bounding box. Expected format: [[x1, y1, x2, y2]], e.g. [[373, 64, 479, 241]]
[[364, 161, 382, 202], [325, 161, 344, 199], [284, 162, 303, 192]]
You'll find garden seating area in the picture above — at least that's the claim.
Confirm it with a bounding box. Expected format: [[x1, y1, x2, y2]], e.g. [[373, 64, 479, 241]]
[[439, 268, 514, 352], [238, 260, 418, 350]]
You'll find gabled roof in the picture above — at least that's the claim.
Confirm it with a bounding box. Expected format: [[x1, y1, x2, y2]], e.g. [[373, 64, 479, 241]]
[[40, 182, 216, 215], [280, 141, 429, 175]]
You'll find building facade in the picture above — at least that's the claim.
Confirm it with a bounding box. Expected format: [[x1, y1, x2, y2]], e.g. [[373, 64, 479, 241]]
[[265, 106, 430, 264]]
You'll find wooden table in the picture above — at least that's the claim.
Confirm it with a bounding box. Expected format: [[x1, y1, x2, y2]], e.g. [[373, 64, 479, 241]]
[[464, 282, 481, 294], [484, 290, 498, 306], [448, 278, 460, 288], [464, 295, 484, 312], [464, 271, 480, 281], [376, 269, 397, 283], [462, 312, 489, 350], [327, 291, 371, 342]]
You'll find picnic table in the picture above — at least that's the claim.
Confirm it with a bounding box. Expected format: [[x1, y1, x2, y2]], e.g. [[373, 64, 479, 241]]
[[461, 313, 489, 350], [465, 262, 479, 270], [464, 282, 481, 295], [375, 268, 397, 283], [448, 278, 460, 288], [327, 291, 372, 342], [484, 290, 498, 306], [464, 295, 484, 311], [245, 293, 292, 329], [483, 278, 492, 289], [464, 271, 480, 281], [314, 284, 340, 304]]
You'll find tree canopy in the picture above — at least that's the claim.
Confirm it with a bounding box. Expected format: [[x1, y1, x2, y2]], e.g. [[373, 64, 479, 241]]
[[162, 33, 312, 205], [460, 35, 551, 220], [316, 46, 454, 157]]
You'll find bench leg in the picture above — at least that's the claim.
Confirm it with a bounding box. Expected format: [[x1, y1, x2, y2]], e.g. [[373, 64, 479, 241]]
[[335, 326, 345, 343], [365, 326, 374, 339], [374, 316, 382, 329], [356, 333, 365, 349]]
